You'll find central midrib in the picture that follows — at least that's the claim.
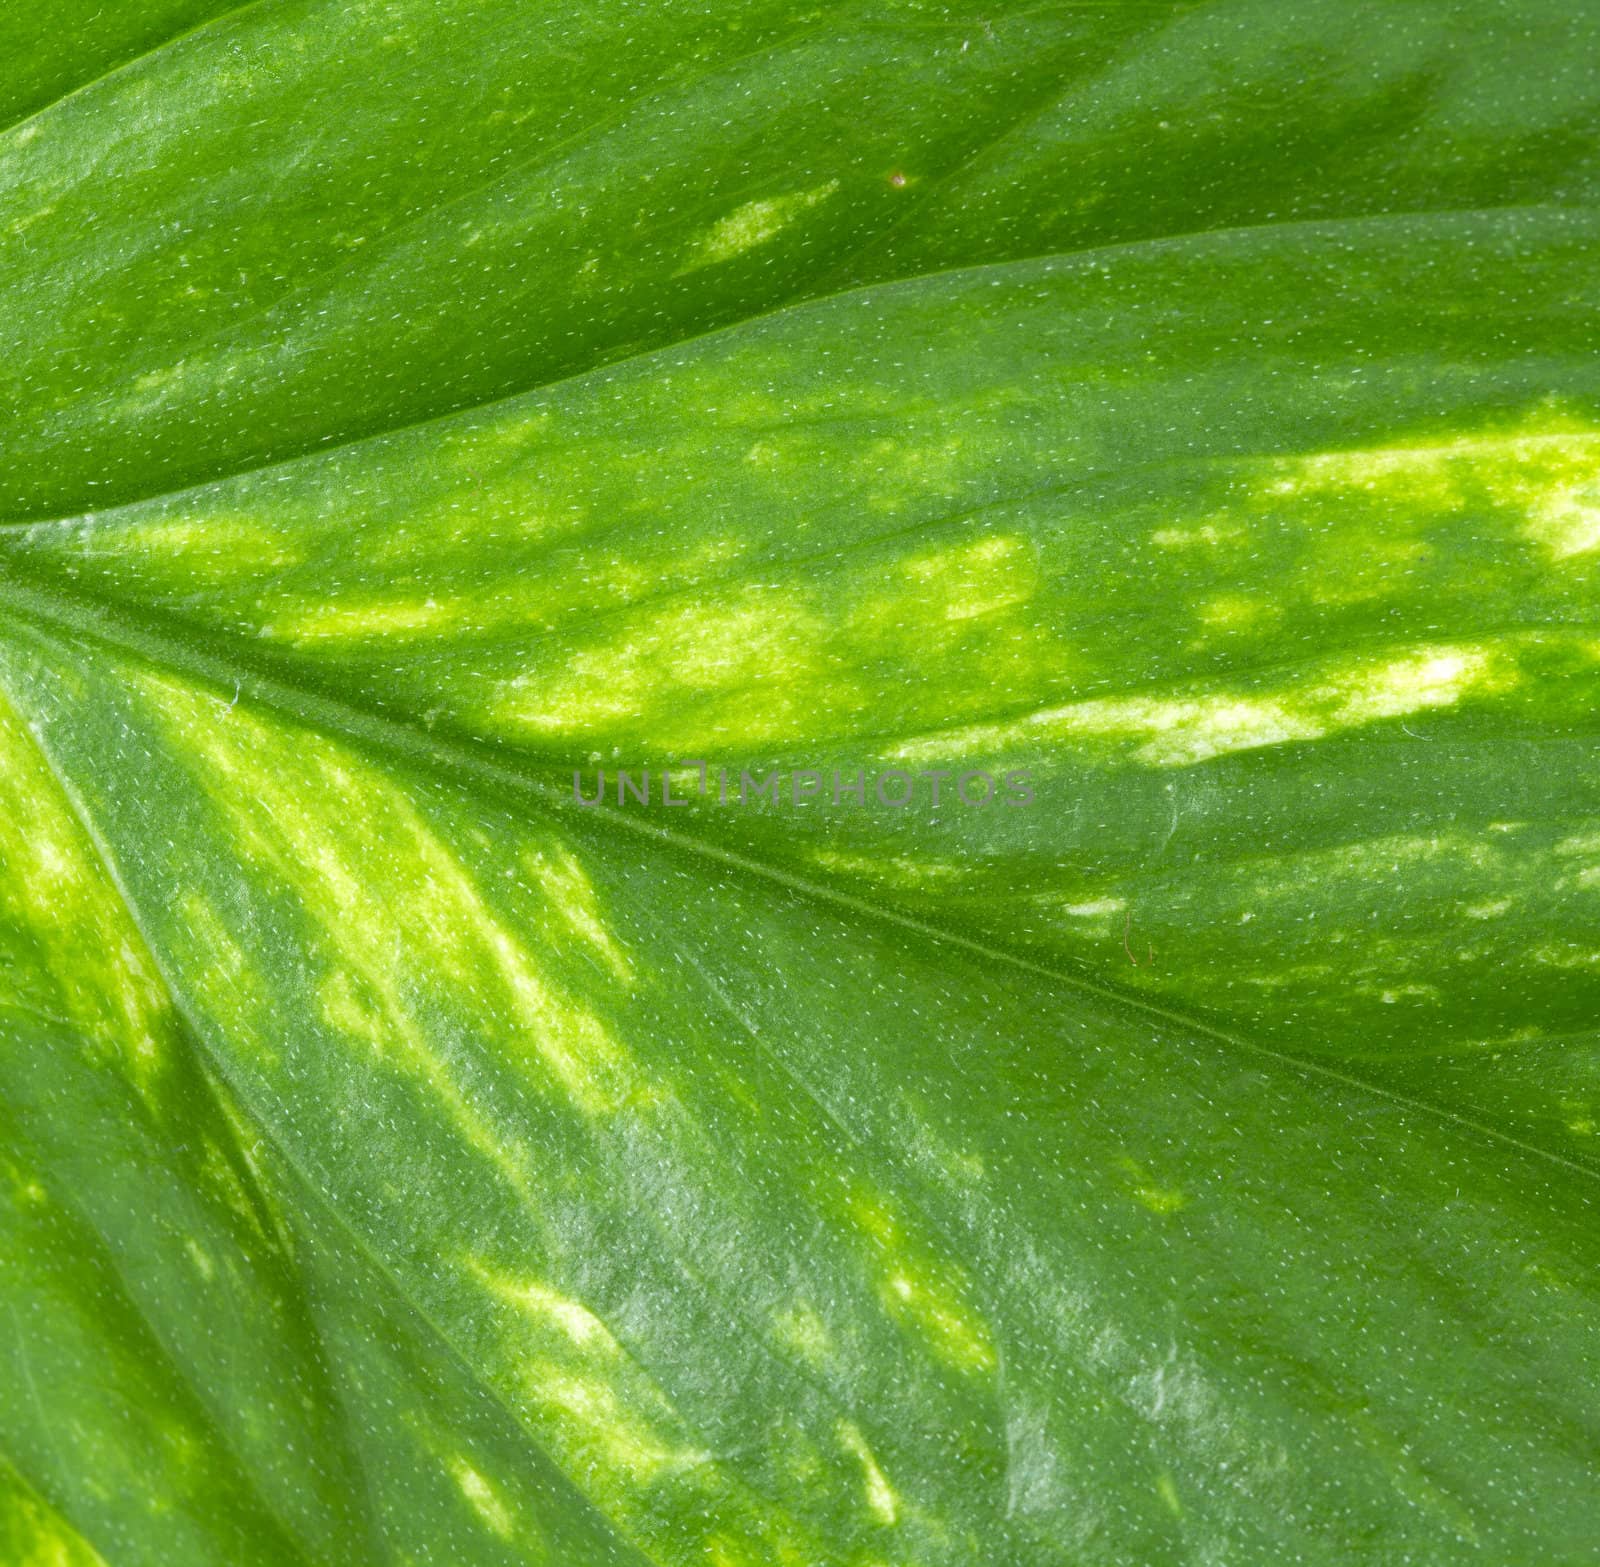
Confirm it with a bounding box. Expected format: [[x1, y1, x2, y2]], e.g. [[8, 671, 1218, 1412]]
[[0, 553, 1592, 1187]]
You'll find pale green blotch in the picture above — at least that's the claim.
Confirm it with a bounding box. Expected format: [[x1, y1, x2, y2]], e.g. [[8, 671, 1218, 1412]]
[[892, 637, 1526, 767], [470, 1259, 694, 1480], [130, 671, 640, 1125], [25, 512, 305, 585], [447, 1459, 515, 1540], [594, 536, 746, 600], [1194, 592, 1281, 638], [1554, 830, 1600, 895], [1156, 411, 1600, 653], [485, 529, 1064, 747], [6, 199, 56, 240], [869, 533, 1034, 625], [266, 563, 570, 646], [1524, 1259, 1571, 1292], [486, 587, 836, 747], [779, 1431, 827, 1487], [846, 435, 970, 513], [704, 1534, 816, 1567], [520, 844, 634, 985], [295, 534, 744, 649], [1028, 892, 1127, 934], [809, 848, 964, 889], [1116, 1157, 1188, 1216], [1284, 828, 1501, 887], [1056, 896, 1126, 918], [1372, 982, 1442, 1007], [1150, 521, 1245, 550], [326, 943, 559, 1218], [1558, 1099, 1596, 1137], [182, 1236, 216, 1283], [836, 1420, 900, 1527], [171, 890, 276, 1058], [365, 499, 560, 572], [678, 181, 840, 273], [0, 690, 174, 1100], [842, 530, 1071, 708], [0, 1154, 48, 1213], [268, 592, 481, 644], [846, 1190, 996, 1375], [1530, 943, 1600, 972], [770, 1302, 835, 1370], [0, 1455, 109, 1567], [896, 1107, 988, 1190], [1265, 408, 1600, 562]]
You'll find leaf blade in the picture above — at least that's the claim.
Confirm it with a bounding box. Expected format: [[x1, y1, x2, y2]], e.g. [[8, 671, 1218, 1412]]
[[5, 2, 1599, 1560], [3, 611, 1599, 1562]]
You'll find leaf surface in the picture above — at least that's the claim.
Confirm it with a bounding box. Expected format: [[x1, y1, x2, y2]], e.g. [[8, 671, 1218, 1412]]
[[2, 4, 1598, 1564]]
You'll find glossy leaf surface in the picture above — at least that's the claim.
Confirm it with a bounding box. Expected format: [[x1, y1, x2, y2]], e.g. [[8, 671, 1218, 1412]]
[[2, 4, 1597, 1564]]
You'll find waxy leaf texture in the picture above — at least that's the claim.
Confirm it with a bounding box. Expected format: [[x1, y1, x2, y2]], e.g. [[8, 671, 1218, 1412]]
[[2, 4, 1598, 1564]]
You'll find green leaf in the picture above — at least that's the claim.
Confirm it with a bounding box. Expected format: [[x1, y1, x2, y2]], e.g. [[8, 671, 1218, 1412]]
[[2, 4, 1598, 1564]]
